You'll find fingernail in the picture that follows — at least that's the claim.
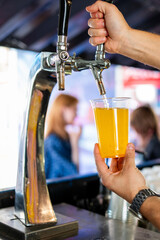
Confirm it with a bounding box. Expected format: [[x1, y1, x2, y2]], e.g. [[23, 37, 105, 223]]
[[127, 143, 135, 150]]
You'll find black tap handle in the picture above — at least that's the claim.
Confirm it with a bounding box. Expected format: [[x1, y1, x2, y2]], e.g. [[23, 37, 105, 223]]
[[58, 0, 72, 36]]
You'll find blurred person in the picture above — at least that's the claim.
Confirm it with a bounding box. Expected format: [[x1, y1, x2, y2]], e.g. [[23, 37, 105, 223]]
[[44, 94, 82, 179], [86, 1, 160, 230], [131, 105, 160, 161]]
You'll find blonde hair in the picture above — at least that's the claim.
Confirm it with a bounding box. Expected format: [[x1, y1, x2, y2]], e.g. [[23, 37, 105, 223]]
[[45, 94, 78, 139], [131, 105, 159, 138]]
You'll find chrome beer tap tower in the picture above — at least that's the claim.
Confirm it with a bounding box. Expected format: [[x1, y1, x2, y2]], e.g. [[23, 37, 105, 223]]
[[15, 0, 111, 227]]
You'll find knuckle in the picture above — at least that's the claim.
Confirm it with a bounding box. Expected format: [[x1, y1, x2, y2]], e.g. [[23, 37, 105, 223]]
[[125, 151, 134, 159], [111, 4, 117, 11]]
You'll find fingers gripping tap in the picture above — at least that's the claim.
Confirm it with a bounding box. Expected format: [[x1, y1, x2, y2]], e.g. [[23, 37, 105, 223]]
[[47, 0, 112, 95]]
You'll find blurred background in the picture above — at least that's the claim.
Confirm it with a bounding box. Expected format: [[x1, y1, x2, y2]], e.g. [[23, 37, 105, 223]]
[[0, 0, 160, 189]]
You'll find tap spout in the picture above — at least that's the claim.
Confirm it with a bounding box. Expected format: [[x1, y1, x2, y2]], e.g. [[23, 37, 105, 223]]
[[90, 66, 106, 96], [69, 56, 110, 95], [56, 36, 69, 90], [56, 61, 65, 90]]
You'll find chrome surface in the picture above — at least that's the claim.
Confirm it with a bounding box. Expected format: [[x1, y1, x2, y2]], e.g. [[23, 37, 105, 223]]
[[56, 35, 68, 90], [95, 44, 105, 60], [15, 52, 57, 226], [55, 34, 110, 94], [14, 47, 111, 226], [57, 35, 67, 52], [90, 66, 106, 96], [94, 43, 107, 95], [56, 62, 65, 90], [47, 52, 111, 93]]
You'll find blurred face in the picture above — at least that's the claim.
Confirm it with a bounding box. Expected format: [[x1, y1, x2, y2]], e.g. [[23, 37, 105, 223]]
[[132, 127, 153, 150], [62, 104, 77, 125], [134, 131, 145, 148]]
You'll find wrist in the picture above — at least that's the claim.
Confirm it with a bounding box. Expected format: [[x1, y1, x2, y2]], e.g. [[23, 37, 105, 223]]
[[140, 195, 157, 212], [116, 27, 133, 55], [128, 188, 160, 223], [130, 185, 148, 203], [70, 139, 79, 145]]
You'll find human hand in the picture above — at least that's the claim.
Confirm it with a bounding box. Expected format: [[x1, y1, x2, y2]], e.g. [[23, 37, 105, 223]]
[[86, 1, 130, 54], [94, 143, 147, 203], [66, 125, 82, 143]]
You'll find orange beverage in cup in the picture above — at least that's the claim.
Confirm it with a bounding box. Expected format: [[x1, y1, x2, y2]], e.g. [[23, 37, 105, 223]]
[[90, 98, 130, 158]]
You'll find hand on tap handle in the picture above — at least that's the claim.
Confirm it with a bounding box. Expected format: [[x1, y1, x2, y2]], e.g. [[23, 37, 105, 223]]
[[91, 0, 113, 96], [52, 0, 111, 94], [96, 0, 113, 61], [86, 0, 129, 54]]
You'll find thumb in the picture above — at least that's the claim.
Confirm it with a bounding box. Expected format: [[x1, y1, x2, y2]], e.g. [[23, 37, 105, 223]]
[[94, 143, 110, 177], [124, 143, 136, 169]]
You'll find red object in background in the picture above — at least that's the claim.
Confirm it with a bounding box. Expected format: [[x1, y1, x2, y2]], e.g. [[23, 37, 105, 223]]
[[122, 66, 160, 87]]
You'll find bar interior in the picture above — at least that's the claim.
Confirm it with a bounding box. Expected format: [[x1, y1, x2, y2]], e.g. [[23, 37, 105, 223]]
[[0, 0, 160, 239]]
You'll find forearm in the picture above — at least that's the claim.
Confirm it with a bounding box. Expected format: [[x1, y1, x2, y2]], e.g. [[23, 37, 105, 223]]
[[118, 29, 160, 69], [140, 196, 160, 229]]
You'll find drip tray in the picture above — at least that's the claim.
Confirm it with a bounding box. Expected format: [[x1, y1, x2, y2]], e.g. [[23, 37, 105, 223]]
[[0, 207, 78, 240]]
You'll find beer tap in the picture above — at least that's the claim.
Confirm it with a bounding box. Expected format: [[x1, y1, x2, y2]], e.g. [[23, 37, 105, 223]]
[[14, 0, 112, 228], [47, 0, 112, 96]]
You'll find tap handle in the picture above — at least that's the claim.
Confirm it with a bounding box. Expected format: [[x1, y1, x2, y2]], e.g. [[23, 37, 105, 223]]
[[95, 0, 113, 60], [58, 0, 72, 36]]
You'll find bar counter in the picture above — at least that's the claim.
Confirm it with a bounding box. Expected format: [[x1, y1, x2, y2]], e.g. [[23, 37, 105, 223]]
[[1, 170, 160, 239], [55, 203, 160, 240], [0, 203, 160, 240]]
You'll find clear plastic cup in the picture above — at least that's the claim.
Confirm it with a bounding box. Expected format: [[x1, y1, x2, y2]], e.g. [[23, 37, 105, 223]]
[[90, 97, 130, 158]]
